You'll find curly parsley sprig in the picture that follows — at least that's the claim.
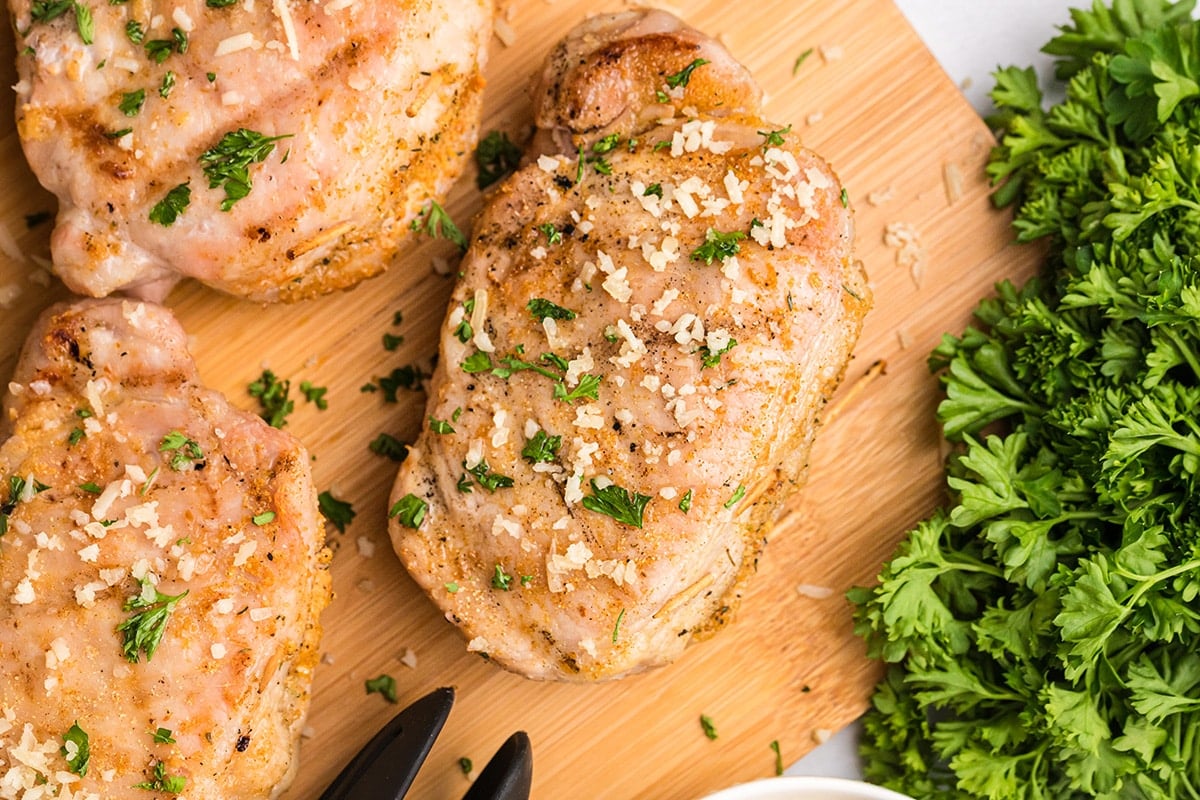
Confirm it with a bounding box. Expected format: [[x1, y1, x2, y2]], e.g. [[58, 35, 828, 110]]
[[852, 3, 1200, 796]]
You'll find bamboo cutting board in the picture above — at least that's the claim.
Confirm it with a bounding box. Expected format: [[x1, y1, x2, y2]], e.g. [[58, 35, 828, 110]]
[[0, 0, 1043, 797]]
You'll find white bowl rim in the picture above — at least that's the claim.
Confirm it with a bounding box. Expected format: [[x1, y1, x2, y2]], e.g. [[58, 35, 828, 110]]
[[700, 776, 913, 800]]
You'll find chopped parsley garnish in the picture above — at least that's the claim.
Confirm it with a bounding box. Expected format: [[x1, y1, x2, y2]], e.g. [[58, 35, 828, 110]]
[[144, 27, 187, 63], [770, 740, 784, 775], [793, 48, 814, 75], [68, 427, 86, 446], [521, 430, 561, 463], [453, 298, 474, 342], [72, 1, 92, 43], [475, 130, 521, 190], [299, 380, 328, 409], [29, 0, 72, 24], [462, 459, 513, 493], [119, 88, 145, 116], [582, 479, 651, 528], [592, 133, 621, 153], [252, 511, 275, 525], [389, 493, 428, 528], [699, 338, 737, 368], [79, 481, 102, 494], [367, 365, 427, 400], [368, 433, 408, 462], [103, 128, 132, 139], [159, 431, 203, 471], [840, 187, 849, 207], [486, 349, 601, 405], [410, 200, 468, 250], [124, 18, 144, 43], [699, 714, 718, 740], [206, 0, 237, 6], [61, 722, 90, 776], [200, 128, 292, 211], [678, 489, 693, 513], [526, 297, 576, 321], [428, 415, 455, 434], [461, 351, 493, 373], [758, 124, 792, 147], [591, 157, 613, 176], [643, 183, 663, 198], [117, 579, 188, 663], [364, 674, 398, 703], [133, 760, 185, 793], [318, 490, 355, 533], [382, 332, 404, 351], [153, 728, 176, 744], [491, 564, 513, 591], [248, 369, 293, 428], [665, 58, 709, 89], [553, 373, 601, 404], [159, 70, 175, 98], [612, 608, 625, 644], [148, 182, 191, 226], [445, 581, 460, 593], [458, 757, 473, 776], [691, 228, 745, 265], [724, 484, 746, 508], [536, 223, 562, 245], [26, 0, 91, 43]]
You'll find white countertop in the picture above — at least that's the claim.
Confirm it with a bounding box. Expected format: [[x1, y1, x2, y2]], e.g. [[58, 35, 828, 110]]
[[783, 0, 1077, 781]]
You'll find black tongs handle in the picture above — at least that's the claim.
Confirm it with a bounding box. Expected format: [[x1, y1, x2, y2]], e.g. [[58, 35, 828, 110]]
[[463, 731, 533, 800], [319, 686, 455, 800]]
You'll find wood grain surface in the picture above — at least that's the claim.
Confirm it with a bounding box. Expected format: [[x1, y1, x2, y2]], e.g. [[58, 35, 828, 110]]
[[0, 0, 1043, 797]]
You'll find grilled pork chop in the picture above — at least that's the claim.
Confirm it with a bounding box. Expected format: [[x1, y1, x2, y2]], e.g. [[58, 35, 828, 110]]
[[0, 299, 330, 797], [388, 10, 870, 681], [9, 0, 491, 301]]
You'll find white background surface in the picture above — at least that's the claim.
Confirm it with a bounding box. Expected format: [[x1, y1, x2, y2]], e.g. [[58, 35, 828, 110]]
[[782, 0, 1078, 781]]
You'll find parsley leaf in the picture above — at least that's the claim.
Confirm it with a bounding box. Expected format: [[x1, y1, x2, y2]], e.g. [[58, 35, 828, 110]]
[[582, 479, 651, 528], [389, 493, 428, 528], [462, 459, 513, 493], [318, 490, 355, 533], [369, 432, 408, 462], [248, 369, 293, 428], [119, 88, 145, 116], [149, 182, 191, 226], [411, 200, 468, 250], [61, 722, 90, 776], [365, 674, 398, 703], [491, 564, 513, 591], [758, 124, 792, 147], [199, 128, 292, 211], [475, 130, 521, 189], [159, 431, 203, 471], [691, 228, 745, 265], [526, 297, 576, 321], [117, 579, 187, 663], [521, 429, 561, 463], [665, 58, 709, 89], [134, 760, 186, 792]]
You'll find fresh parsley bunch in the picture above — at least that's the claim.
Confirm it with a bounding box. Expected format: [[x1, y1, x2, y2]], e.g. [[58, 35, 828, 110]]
[[851, 1, 1200, 797]]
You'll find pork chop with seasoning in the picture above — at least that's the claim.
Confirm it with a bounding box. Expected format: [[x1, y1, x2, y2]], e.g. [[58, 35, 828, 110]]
[[388, 10, 871, 681], [8, 0, 492, 301], [0, 299, 331, 797]]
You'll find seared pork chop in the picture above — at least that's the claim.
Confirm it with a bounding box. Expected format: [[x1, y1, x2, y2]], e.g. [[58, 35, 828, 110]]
[[0, 299, 330, 797], [8, 0, 491, 301], [388, 10, 870, 681]]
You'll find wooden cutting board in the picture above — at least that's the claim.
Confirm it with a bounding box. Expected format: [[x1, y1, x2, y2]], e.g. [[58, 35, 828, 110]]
[[0, 0, 1043, 797]]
